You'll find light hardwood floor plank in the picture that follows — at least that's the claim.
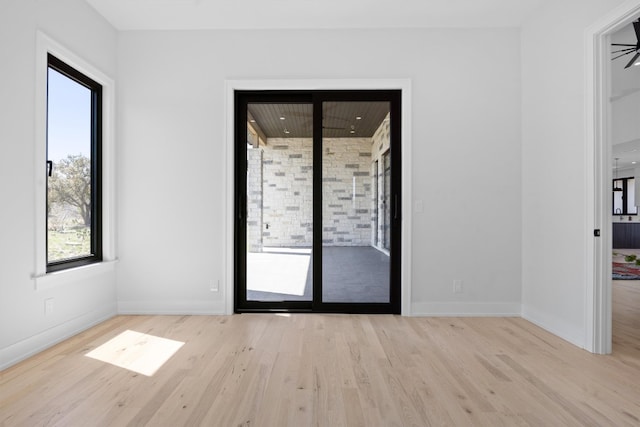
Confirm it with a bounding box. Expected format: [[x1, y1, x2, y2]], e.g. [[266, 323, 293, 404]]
[[2, 282, 640, 426]]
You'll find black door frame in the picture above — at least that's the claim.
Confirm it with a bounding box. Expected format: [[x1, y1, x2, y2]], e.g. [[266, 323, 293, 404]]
[[234, 90, 401, 314]]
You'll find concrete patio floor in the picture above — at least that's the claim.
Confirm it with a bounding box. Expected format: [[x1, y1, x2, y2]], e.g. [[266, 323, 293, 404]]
[[246, 246, 390, 303]]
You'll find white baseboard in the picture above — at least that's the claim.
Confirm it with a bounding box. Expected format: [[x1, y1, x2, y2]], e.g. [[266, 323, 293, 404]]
[[521, 305, 585, 349], [0, 304, 117, 371], [411, 301, 522, 317], [117, 299, 226, 315]]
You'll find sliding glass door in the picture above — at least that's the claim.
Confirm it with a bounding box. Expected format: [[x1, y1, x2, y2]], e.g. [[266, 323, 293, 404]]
[[235, 91, 401, 313], [321, 100, 391, 303], [245, 101, 314, 303]]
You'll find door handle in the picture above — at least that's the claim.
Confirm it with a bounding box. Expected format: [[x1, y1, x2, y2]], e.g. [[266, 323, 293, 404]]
[[47, 160, 53, 177], [394, 195, 398, 220]]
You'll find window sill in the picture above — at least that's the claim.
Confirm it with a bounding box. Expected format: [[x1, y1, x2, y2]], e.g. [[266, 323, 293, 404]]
[[33, 259, 118, 291]]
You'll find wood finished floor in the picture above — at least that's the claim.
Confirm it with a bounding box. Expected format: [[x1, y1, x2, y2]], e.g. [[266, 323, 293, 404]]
[[1, 282, 639, 426]]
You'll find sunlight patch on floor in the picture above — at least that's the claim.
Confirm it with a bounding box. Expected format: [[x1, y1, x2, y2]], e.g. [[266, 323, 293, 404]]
[[247, 248, 311, 296], [85, 330, 184, 376]]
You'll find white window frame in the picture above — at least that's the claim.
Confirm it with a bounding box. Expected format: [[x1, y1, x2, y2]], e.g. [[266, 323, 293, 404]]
[[33, 31, 116, 290]]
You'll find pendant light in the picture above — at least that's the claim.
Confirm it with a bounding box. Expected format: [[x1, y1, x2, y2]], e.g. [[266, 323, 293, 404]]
[[614, 158, 623, 192]]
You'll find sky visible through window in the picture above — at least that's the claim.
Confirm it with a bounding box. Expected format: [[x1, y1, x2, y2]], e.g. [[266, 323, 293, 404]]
[[47, 67, 91, 161]]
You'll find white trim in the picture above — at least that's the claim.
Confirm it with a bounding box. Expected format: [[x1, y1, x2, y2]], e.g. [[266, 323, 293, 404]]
[[117, 300, 226, 315], [412, 302, 521, 317], [33, 259, 118, 291], [34, 31, 117, 286], [224, 79, 412, 315], [523, 306, 585, 349], [0, 304, 116, 371], [585, 0, 640, 354]]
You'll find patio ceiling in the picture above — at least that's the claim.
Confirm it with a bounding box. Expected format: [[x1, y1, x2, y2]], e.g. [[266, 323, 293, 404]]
[[248, 102, 390, 139]]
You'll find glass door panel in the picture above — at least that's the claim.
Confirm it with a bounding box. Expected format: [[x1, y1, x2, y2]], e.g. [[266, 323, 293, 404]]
[[321, 101, 391, 303], [245, 102, 313, 302]]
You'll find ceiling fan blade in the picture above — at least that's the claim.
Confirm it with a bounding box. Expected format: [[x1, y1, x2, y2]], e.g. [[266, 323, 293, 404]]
[[633, 21, 640, 42], [612, 47, 637, 54], [624, 51, 640, 68], [612, 43, 637, 46], [612, 51, 635, 60]]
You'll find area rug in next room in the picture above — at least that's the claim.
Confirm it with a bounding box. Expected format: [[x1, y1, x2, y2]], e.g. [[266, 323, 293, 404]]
[[613, 262, 640, 280]]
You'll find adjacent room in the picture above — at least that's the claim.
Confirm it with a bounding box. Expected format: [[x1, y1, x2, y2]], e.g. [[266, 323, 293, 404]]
[[610, 16, 640, 356]]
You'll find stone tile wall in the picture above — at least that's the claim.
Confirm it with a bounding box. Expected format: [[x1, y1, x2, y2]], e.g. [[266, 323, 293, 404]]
[[247, 148, 263, 251], [371, 114, 391, 249], [261, 138, 313, 248], [322, 138, 372, 246], [247, 116, 390, 251]]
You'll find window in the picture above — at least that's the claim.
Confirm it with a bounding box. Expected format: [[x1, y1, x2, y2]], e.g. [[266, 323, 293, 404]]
[[613, 177, 638, 215], [46, 54, 102, 272]]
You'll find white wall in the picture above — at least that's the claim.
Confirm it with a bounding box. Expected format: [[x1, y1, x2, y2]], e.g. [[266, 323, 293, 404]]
[[521, 0, 624, 348], [612, 90, 640, 144], [0, 0, 117, 369], [116, 28, 523, 316], [6, 0, 629, 368]]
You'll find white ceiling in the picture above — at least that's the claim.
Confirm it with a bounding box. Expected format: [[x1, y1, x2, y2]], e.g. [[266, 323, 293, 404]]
[[611, 21, 640, 171], [611, 23, 640, 97], [85, 0, 549, 31]]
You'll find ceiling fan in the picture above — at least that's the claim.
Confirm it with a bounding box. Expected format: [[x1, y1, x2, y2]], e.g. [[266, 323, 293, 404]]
[[612, 19, 640, 69]]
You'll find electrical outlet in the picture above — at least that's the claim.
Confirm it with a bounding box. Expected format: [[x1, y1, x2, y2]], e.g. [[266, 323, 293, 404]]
[[210, 280, 219, 292], [453, 280, 463, 294], [45, 298, 54, 315]]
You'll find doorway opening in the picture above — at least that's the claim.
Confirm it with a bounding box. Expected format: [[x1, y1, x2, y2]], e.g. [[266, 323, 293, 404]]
[[234, 90, 401, 313], [609, 14, 640, 354], [588, 1, 640, 354]]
